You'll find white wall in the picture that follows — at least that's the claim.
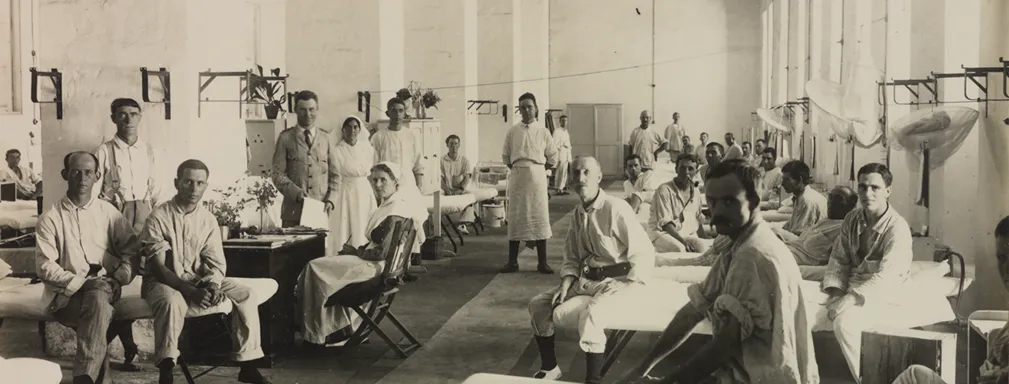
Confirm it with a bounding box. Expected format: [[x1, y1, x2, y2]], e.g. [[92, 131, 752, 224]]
[[548, 0, 763, 148], [476, 0, 515, 163], [1, 0, 41, 171]]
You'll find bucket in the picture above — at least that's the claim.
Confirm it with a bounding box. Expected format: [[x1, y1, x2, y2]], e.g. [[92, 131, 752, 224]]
[[483, 202, 506, 228]]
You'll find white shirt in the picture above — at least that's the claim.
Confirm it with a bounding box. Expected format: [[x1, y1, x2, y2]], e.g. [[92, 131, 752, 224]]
[[95, 136, 156, 202]]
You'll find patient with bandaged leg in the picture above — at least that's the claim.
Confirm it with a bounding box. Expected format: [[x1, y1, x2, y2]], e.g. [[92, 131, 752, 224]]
[[527, 156, 655, 384], [614, 159, 818, 384], [659, 185, 857, 269], [646, 153, 714, 253]]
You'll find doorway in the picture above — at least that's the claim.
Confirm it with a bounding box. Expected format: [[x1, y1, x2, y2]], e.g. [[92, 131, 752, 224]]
[[566, 104, 624, 177]]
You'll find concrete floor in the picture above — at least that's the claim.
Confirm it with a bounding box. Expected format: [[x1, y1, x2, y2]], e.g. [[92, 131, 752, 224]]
[[0, 180, 966, 383]]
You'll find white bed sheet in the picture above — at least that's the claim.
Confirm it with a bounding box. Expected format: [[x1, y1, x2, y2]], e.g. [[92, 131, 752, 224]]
[[0, 277, 278, 321], [0, 201, 38, 230], [424, 194, 476, 215], [471, 187, 499, 202], [575, 277, 956, 336]]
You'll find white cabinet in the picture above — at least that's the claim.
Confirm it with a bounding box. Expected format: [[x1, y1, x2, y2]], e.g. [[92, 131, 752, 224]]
[[375, 119, 442, 195]]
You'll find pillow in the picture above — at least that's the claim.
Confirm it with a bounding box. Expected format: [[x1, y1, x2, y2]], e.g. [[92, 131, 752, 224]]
[[909, 261, 951, 280]]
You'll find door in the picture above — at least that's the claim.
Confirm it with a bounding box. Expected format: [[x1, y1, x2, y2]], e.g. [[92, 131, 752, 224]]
[[567, 104, 624, 178], [567, 104, 596, 168], [594, 104, 623, 177]]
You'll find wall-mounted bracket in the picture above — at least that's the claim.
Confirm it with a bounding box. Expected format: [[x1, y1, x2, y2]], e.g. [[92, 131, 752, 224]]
[[1001, 57, 1009, 98], [358, 91, 372, 122], [785, 97, 809, 123], [30, 67, 63, 120], [882, 78, 938, 106], [197, 69, 288, 118], [502, 103, 508, 123], [467, 100, 500, 116], [932, 63, 1009, 117], [140, 67, 171, 120]]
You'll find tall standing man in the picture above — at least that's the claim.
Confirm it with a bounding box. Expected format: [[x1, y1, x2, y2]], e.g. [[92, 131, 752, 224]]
[[271, 90, 338, 227], [501, 92, 557, 274], [93, 97, 159, 370], [664, 112, 686, 159], [627, 110, 668, 172]]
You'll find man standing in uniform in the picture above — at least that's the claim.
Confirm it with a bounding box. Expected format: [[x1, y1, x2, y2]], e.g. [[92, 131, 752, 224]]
[[271, 90, 338, 227], [501, 92, 557, 274]]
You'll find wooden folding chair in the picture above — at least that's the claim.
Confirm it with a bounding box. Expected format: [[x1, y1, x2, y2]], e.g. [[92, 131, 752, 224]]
[[325, 218, 422, 358]]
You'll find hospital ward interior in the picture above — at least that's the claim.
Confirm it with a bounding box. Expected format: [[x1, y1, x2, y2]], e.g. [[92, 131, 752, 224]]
[[2, 0, 1009, 383]]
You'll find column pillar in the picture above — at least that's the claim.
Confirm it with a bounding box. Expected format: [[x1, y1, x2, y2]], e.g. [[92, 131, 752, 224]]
[[477, 0, 516, 162], [883, 0, 915, 227], [787, 0, 807, 160], [464, 0, 479, 161], [287, 0, 402, 126]]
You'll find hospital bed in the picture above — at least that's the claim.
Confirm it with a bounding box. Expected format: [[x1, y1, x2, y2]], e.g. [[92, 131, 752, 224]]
[[583, 257, 967, 377], [0, 200, 39, 232], [476, 162, 510, 194], [0, 276, 277, 371], [423, 187, 499, 252]]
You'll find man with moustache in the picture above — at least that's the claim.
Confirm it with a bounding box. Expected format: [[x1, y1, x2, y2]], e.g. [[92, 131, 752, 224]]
[[271, 90, 339, 227], [758, 147, 784, 203], [500, 92, 558, 274], [822, 162, 914, 383], [36, 151, 140, 384], [615, 159, 818, 384], [93, 97, 157, 370], [722, 132, 744, 161], [648, 154, 714, 253], [698, 142, 725, 187], [750, 139, 767, 169], [527, 156, 655, 384], [142, 160, 276, 384]]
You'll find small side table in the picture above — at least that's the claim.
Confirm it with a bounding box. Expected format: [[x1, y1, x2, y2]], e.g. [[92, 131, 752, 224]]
[[968, 310, 1009, 384], [860, 326, 957, 384]]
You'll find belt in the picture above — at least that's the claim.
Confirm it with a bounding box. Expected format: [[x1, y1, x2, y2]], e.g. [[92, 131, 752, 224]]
[[582, 262, 631, 281]]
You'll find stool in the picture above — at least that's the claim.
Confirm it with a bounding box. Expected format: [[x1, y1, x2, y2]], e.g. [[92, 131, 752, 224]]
[[860, 326, 958, 384]]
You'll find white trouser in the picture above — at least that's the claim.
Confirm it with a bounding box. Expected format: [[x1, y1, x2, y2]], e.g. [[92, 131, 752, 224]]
[[0, 357, 63, 383], [529, 277, 649, 354], [833, 305, 884, 383], [649, 230, 713, 253], [143, 278, 275, 363]]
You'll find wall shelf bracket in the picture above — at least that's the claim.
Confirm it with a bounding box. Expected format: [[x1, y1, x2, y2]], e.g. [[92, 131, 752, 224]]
[[883, 78, 938, 106], [785, 97, 810, 123], [467, 100, 499, 116], [932, 63, 1009, 117], [140, 67, 172, 120], [30, 67, 63, 120], [197, 69, 288, 118], [358, 91, 372, 122]]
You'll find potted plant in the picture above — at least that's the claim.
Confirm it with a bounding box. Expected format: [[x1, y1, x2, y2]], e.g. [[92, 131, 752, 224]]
[[420, 89, 441, 118], [249, 65, 286, 120], [204, 186, 246, 240], [246, 170, 279, 230]]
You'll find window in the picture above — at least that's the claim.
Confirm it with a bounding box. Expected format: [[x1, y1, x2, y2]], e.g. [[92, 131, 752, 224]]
[[0, 0, 21, 113]]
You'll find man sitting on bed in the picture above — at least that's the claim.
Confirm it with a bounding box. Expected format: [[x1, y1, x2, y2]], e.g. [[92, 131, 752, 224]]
[[623, 154, 663, 214], [441, 134, 476, 235], [615, 159, 818, 384], [758, 147, 783, 203], [664, 185, 859, 268], [648, 153, 714, 253], [528, 155, 655, 384], [773, 160, 827, 236], [36, 151, 140, 384], [1, 149, 42, 200], [141, 159, 274, 384], [697, 142, 725, 189], [822, 162, 913, 383]]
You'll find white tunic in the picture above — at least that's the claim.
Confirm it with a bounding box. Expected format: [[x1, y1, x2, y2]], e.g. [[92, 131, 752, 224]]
[[328, 138, 377, 250], [370, 127, 424, 193]]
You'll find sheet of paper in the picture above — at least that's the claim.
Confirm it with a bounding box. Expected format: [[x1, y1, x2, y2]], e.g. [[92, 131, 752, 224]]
[[300, 197, 329, 229]]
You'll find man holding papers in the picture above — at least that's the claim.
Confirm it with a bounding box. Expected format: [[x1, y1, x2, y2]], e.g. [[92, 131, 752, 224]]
[[271, 90, 339, 227]]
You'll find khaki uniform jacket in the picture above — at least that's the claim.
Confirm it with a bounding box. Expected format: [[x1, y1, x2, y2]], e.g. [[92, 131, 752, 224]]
[[271, 127, 339, 222]]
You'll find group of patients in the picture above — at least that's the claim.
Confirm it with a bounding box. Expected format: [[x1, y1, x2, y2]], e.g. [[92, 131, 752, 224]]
[[18, 89, 1008, 384]]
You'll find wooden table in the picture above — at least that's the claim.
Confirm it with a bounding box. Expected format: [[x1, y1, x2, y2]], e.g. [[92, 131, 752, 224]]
[[182, 234, 326, 368]]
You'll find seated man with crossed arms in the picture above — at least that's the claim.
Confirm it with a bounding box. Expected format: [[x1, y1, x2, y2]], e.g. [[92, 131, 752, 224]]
[[615, 159, 818, 384], [527, 156, 655, 384], [441, 134, 477, 234], [623, 154, 663, 215], [648, 153, 714, 253], [141, 159, 276, 384], [664, 185, 859, 268]]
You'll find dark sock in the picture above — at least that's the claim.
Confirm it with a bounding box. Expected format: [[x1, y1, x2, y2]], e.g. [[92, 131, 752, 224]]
[[507, 241, 520, 264], [536, 240, 548, 265], [158, 358, 175, 384], [585, 352, 604, 384], [535, 335, 557, 371]]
